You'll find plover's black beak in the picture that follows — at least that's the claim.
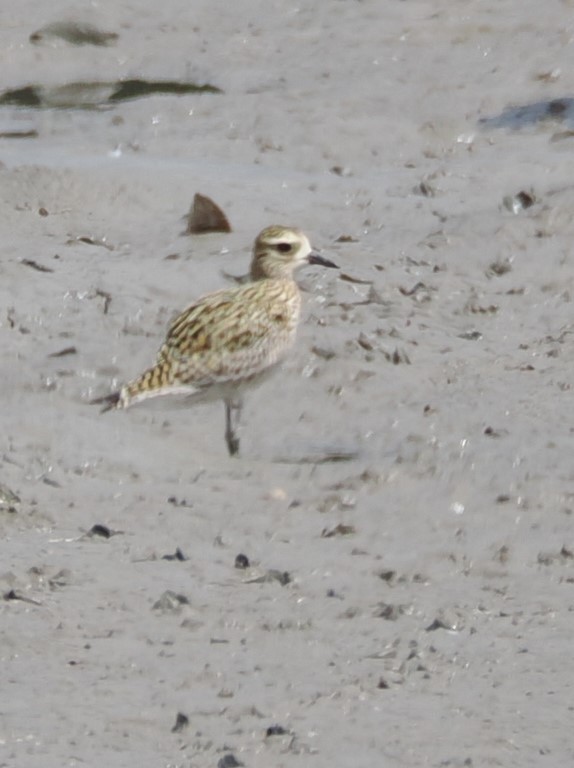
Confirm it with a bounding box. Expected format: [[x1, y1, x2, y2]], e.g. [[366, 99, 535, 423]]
[[307, 250, 338, 269]]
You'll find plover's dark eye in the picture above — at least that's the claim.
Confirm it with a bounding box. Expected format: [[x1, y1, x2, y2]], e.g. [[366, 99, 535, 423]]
[[277, 242, 292, 253]]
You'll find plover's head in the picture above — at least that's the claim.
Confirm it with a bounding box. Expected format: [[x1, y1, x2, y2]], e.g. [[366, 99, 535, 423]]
[[250, 225, 338, 280]]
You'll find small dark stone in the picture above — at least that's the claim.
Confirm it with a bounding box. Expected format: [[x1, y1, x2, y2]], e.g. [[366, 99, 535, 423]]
[[217, 754, 243, 768], [89, 524, 111, 538], [358, 333, 374, 351], [503, 189, 537, 214], [330, 165, 352, 177], [488, 258, 512, 276], [42, 478, 61, 488], [266, 724, 288, 737], [425, 618, 450, 632], [377, 677, 390, 689], [377, 569, 396, 583], [171, 711, 189, 733], [272, 570, 291, 586], [321, 523, 356, 538], [162, 548, 187, 562], [515, 190, 536, 208], [167, 496, 193, 508], [234, 553, 250, 569], [4, 589, 18, 601], [391, 347, 410, 365], [458, 330, 482, 341], [414, 180, 436, 197], [374, 602, 403, 621]]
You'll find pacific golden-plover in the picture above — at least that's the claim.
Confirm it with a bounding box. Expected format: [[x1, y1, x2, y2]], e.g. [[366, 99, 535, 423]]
[[92, 225, 338, 456]]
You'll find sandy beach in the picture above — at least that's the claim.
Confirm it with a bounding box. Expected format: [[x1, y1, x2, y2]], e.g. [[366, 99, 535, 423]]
[[1, 2, 573, 766]]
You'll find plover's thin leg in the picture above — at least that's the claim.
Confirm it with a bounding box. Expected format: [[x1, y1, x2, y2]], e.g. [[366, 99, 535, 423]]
[[224, 398, 243, 456]]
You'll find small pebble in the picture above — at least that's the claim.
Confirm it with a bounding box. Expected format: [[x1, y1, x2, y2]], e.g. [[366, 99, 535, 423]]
[[235, 553, 250, 569], [217, 754, 243, 768], [171, 712, 189, 733]]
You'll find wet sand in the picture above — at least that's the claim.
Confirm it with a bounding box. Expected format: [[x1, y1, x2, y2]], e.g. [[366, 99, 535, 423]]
[[1, 2, 574, 766]]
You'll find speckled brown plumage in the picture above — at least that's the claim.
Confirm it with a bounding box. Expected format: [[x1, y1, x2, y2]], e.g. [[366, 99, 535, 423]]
[[92, 225, 338, 456]]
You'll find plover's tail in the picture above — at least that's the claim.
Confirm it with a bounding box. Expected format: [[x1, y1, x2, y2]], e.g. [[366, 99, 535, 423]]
[[90, 362, 202, 412], [90, 390, 122, 413]]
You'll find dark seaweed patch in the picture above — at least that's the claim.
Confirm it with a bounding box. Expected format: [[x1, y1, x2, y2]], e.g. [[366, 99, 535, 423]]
[[0, 79, 222, 109]]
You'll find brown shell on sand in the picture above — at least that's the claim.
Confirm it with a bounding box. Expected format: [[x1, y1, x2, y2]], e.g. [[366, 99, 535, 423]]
[[185, 193, 232, 234]]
